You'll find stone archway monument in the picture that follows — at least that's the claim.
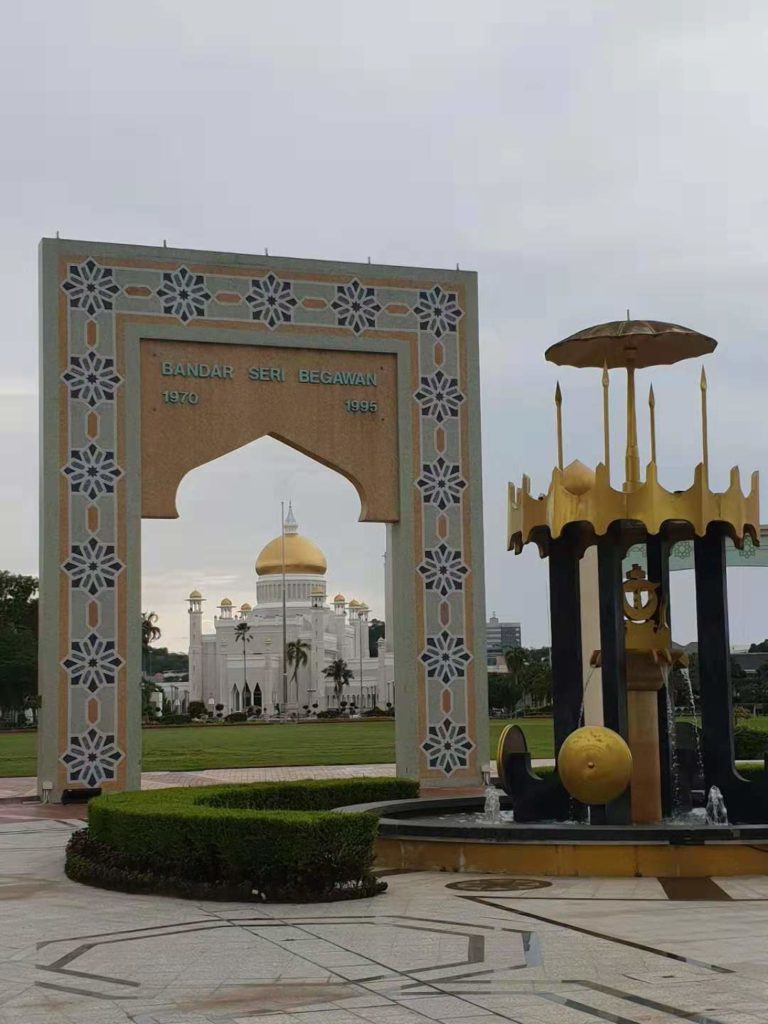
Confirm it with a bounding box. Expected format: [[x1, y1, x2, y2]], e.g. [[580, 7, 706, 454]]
[[39, 239, 488, 800]]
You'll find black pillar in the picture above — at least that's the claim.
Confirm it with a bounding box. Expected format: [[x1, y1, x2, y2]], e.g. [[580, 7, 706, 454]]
[[597, 526, 631, 824], [548, 530, 583, 757], [694, 525, 735, 788], [597, 528, 627, 738], [647, 533, 674, 816]]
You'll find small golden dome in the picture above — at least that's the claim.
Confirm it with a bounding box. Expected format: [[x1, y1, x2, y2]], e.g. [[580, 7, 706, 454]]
[[562, 459, 596, 496], [348, 599, 361, 608], [334, 593, 346, 603], [359, 601, 369, 609], [240, 602, 252, 611], [189, 590, 202, 600], [220, 597, 232, 606]]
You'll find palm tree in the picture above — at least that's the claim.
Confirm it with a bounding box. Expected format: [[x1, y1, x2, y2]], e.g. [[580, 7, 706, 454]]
[[234, 621, 252, 702], [141, 611, 161, 676], [322, 657, 354, 699], [286, 639, 311, 693]]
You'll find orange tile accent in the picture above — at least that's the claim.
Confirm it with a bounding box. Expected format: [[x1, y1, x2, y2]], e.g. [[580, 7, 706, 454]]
[[87, 698, 100, 725], [433, 341, 444, 366], [86, 321, 98, 348], [434, 427, 446, 454], [87, 601, 100, 629], [385, 303, 410, 315], [86, 504, 99, 534], [439, 600, 451, 627], [441, 688, 452, 714], [302, 297, 327, 310], [436, 514, 449, 540], [86, 412, 99, 440], [214, 291, 242, 304], [124, 285, 152, 298]]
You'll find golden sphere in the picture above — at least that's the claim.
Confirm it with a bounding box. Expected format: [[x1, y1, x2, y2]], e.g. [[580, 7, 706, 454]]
[[562, 459, 595, 496], [557, 726, 632, 805]]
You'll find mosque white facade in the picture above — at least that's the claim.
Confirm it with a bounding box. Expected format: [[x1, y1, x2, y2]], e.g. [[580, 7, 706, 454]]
[[186, 506, 394, 716]]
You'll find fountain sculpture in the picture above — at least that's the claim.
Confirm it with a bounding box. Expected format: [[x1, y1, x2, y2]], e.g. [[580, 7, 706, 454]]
[[346, 318, 768, 875]]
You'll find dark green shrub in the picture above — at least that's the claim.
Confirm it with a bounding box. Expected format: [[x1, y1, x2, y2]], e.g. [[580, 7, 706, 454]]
[[160, 714, 192, 725], [734, 727, 768, 759], [224, 711, 247, 723], [68, 777, 417, 902], [317, 708, 342, 719], [188, 701, 207, 718]]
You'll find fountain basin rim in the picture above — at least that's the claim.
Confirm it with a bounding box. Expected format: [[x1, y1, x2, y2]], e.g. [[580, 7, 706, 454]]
[[336, 796, 768, 845]]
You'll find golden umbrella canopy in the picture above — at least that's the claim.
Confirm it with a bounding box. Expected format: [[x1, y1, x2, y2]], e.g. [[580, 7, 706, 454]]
[[545, 319, 718, 489], [545, 319, 717, 370]]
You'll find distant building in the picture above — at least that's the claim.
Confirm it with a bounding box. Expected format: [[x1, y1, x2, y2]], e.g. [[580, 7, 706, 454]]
[[486, 614, 521, 665]]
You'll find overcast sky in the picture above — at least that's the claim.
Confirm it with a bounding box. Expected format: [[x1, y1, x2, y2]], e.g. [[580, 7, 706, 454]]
[[3, 1, 768, 651]]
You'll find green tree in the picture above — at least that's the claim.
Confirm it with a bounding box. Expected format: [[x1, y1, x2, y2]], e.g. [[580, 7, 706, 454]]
[[488, 674, 523, 715], [234, 621, 252, 696], [503, 646, 552, 709], [146, 647, 188, 674], [322, 657, 354, 698], [368, 618, 385, 657], [0, 572, 38, 710], [286, 639, 310, 689], [141, 611, 161, 675]]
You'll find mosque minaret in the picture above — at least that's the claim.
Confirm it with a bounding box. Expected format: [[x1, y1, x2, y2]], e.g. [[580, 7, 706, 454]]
[[185, 505, 394, 716]]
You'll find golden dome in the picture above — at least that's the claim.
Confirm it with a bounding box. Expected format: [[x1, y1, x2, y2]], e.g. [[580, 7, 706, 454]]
[[220, 597, 232, 606], [359, 601, 369, 609], [334, 593, 346, 603], [189, 590, 202, 600], [562, 459, 596, 497], [348, 599, 361, 608], [311, 585, 325, 595], [240, 602, 252, 611], [255, 504, 327, 577]]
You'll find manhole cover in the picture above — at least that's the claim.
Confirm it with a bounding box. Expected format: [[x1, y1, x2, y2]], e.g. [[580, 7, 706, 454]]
[[446, 877, 552, 892]]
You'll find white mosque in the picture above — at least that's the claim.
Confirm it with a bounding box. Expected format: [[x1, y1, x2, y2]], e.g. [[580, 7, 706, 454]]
[[185, 505, 395, 716]]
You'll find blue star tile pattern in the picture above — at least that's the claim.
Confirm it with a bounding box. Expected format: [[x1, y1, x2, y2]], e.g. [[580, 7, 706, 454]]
[[61, 350, 122, 407], [420, 629, 472, 686], [62, 259, 120, 317], [416, 456, 466, 510], [421, 717, 474, 773], [414, 369, 465, 423], [413, 285, 463, 339], [62, 538, 124, 597], [62, 443, 122, 501], [246, 272, 298, 329], [61, 728, 123, 788], [156, 266, 211, 322], [331, 279, 381, 334], [418, 542, 469, 598], [62, 633, 124, 693]]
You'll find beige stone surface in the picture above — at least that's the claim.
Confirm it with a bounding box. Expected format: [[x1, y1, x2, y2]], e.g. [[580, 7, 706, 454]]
[[140, 340, 399, 521]]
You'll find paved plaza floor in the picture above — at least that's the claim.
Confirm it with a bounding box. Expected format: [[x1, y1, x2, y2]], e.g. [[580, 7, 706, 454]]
[[1, 809, 768, 1023]]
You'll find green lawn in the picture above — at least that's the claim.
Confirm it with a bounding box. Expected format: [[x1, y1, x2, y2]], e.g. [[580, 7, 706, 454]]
[[0, 718, 557, 778]]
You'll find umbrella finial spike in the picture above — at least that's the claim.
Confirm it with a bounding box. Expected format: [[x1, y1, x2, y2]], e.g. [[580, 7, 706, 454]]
[[602, 360, 610, 483], [555, 381, 564, 470], [648, 383, 657, 464]]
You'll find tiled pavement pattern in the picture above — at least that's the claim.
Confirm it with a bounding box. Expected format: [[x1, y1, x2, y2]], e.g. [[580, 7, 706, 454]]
[[2, 818, 768, 1022]]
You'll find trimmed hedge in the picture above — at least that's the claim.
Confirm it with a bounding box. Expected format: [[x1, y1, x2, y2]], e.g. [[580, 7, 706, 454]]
[[66, 776, 418, 903]]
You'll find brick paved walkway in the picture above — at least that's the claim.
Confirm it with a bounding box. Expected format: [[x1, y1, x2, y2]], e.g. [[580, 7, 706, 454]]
[[0, 759, 557, 801]]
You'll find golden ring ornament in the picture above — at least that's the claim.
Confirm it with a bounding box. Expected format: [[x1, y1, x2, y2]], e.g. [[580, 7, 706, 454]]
[[557, 726, 633, 805]]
